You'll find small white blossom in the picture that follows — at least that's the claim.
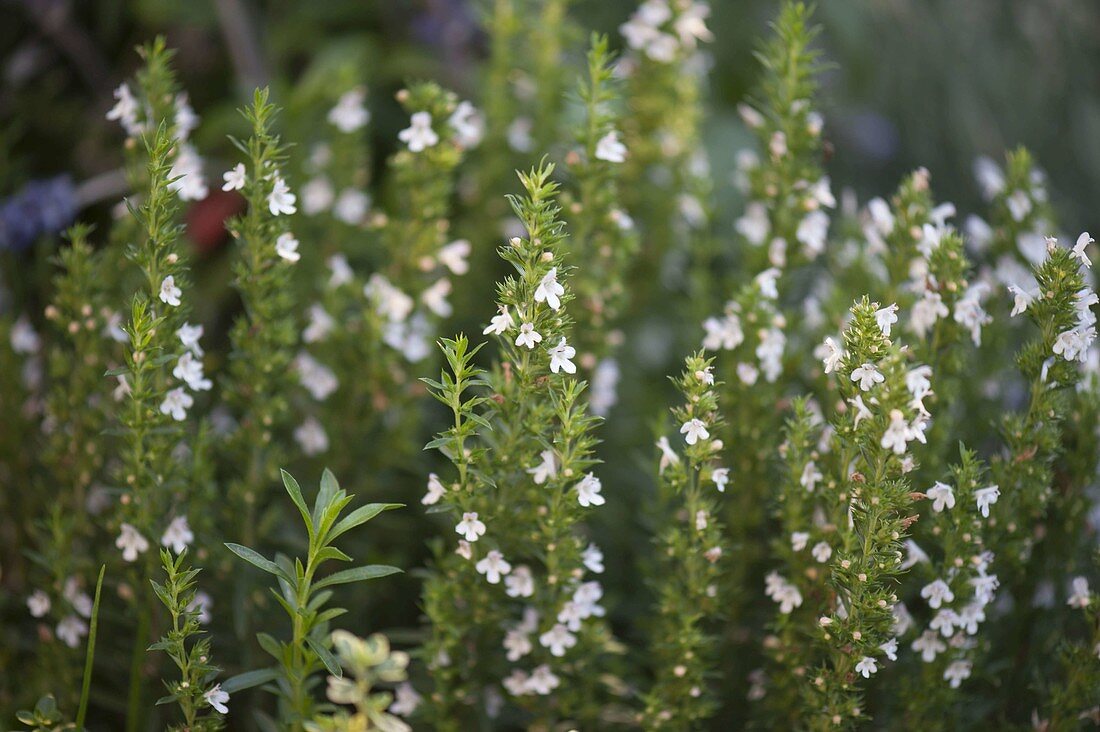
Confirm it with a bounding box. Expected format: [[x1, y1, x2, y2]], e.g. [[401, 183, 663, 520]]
[[880, 637, 898, 662], [582, 543, 605, 574], [850, 363, 884, 391], [595, 130, 627, 163], [912, 630, 947, 663], [204, 684, 230, 714], [275, 232, 301, 262], [116, 523, 150, 562], [159, 276, 182, 307], [526, 664, 560, 695], [476, 550, 512, 584], [811, 542, 832, 563], [449, 101, 485, 148], [680, 418, 709, 446], [1072, 231, 1093, 268], [483, 307, 513, 336], [822, 336, 844, 373], [268, 176, 297, 216], [504, 628, 533, 662], [1068, 577, 1092, 609], [711, 467, 730, 492], [333, 188, 370, 225], [926, 482, 956, 512], [875, 303, 899, 336], [455, 512, 486, 542], [398, 111, 439, 152], [527, 450, 557, 485], [534, 267, 565, 311], [27, 590, 51, 618], [656, 436, 681, 474], [294, 417, 329, 456], [515, 323, 542, 349], [160, 387, 194, 421], [800, 460, 823, 492], [790, 532, 810, 552], [974, 485, 1000, 518], [177, 323, 204, 356], [301, 177, 335, 215], [422, 473, 446, 506], [56, 615, 88, 648], [389, 683, 422, 718], [538, 623, 577, 657], [574, 473, 605, 507], [702, 313, 744, 351], [505, 565, 535, 598], [327, 254, 354, 288], [222, 163, 246, 191], [160, 516, 194, 554], [547, 337, 577, 374], [880, 409, 911, 455], [328, 88, 370, 133], [439, 239, 472, 275], [943, 660, 972, 689], [911, 291, 949, 339], [921, 579, 955, 609], [421, 278, 453, 317], [855, 656, 878, 679], [295, 352, 339, 400], [172, 352, 212, 391]]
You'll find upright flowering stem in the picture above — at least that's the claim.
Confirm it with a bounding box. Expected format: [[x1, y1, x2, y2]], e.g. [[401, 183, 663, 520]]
[[560, 34, 638, 413], [642, 353, 727, 727], [421, 162, 615, 728]]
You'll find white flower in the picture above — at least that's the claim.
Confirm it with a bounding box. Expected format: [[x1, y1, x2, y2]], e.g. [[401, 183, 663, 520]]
[[527, 449, 557, 485], [867, 197, 894, 235], [421, 278, 453, 317], [390, 682, 422, 717], [822, 336, 844, 373], [505, 565, 535, 598], [943, 660, 972, 689], [849, 394, 873, 427], [680, 418, 709, 446], [930, 608, 961, 637], [880, 410, 911, 455], [328, 88, 370, 133], [506, 116, 534, 152], [711, 467, 730, 492], [294, 417, 329, 456], [503, 669, 530, 696], [116, 523, 150, 562], [656, 436, 681, 474], [204, 684, 230, 714], [954, 284, 992, 346], [455, 512, 486, 542], [455, 541, 472, 560], [755, 267, 781, 299], [809, 176, 836, 209], [702, 313, 744, 351], [159, 276, 182, 307], [476, 550, 512, 584], [504, 628, 533, 661], [275, 232, 301, 262], [811, 542, 832, 563], [56, 615, 88, 648], [106, 83, 141, 135], [327, 254, 354, 288], [168, 144, 208, 201], [439, 239, 472, 275], [736, 202, 770, 246], [850, 363, 884, 391], [364, 274, 414, 323], [160, 387, 194, 421], [758, 328, 783, 380], [796, 210, 829, 257], [302, 304, 336, 344], [800, 460, 823, 492], [483, 307, 513, 336], [1068, 577, 1092, 609], [1053, 328, 1091, 363], [958, 603, 986, 635], [906, 365, 933, 400], [295, 352, 339, 400], [398, 111, 439, 152], [222, 163, 246, 191], [1006, 190, 1032, 222], [539, 623, 577, 657], [911, 291, 949, 339], [582, 543, 605, 574], [104, 312, 129, 343], [764, 571, 802, 614], [449, 101, 485, 148], [974, 485, 1000, 518], [912, 630, 947, 663], [880, 637, 898, 662], [515, 322, 542, 349], [547, 337, 576, 374], [267, 176, 297, 216], [177, 323, 204, 356], [926, 482, 955, 512], [333, 188, 370, 225], [574, 473, 605, 507], [172, 352, 212, 391], [790, 532, 810, 552], [921, 579, 955, 609], [63, 580, 91, 618], [855, 656, 878, 678], [1072, 231, 1094, 268], [27, 590, 51, 618], [875, 303, 899, 336], [595, 130, 627, 163], [161, 516, 194, 554], [534, 267, 565, 311], [1007, 284, 1036, 317], [301, 177, 336, 216], [422, 473, 446, 506], [526, 664, 560, 695]]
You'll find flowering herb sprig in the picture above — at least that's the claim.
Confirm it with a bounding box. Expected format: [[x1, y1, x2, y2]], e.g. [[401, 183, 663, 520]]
[[732, 0, 830, 276], [304, 631, 412, 732], [642, 352, 727, 728], [619, 0, 713, 271], [224, 469, 401, 729], [971, 147, 1056, 268], [148, 549, 226, 730], [420, 162, 615, 728], [222, 87, 301, 552], [560, 34, 638, 413], [764, 298, 925, 727]]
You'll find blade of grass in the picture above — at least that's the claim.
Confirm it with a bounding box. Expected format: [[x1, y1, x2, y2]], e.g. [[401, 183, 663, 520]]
[[76, 564, 106, 728]]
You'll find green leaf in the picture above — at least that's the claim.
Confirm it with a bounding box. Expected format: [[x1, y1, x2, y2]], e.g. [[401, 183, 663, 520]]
[[225, 543, 290, 583], [313, 565, 403, 591], [305, 636, 342, 677], [280, 469, 312, 535], [312, 468, 340, 528], [328, 503, 403, 542], [220, 668, 280, 693]]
